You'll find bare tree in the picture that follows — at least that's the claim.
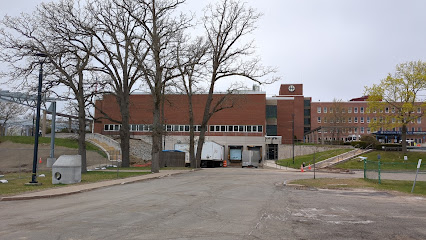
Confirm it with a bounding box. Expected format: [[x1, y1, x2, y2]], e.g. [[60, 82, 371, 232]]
[[0, 102, 26, 136], [175, 35, 208, 168], [194, 0, 278, 165], [82, 0, 147, 167], [0, 0, 97, 172], [119, 0, 192, 173]]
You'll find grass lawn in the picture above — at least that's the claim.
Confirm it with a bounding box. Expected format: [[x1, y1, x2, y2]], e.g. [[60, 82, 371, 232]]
[[107, 166, 190, 171], [290, 178, 426, 196], [277, 148, 352, 169], [332, 150, 426, 171], [0, 136, 107, 158], [0, 170, 150, 196]]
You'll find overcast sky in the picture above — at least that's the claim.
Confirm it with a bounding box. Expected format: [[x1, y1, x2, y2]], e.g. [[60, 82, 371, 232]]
[[1, 0, 426, 102]]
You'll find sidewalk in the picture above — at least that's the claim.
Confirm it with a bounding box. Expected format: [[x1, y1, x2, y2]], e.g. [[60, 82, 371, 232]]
[[1, 170, 193, 201], [263, 160, 300, 171]]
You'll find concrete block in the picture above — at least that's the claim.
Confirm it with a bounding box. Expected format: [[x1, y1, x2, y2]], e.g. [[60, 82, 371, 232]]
[[46, 158, 56, 168], [52, 155, 81, 184]]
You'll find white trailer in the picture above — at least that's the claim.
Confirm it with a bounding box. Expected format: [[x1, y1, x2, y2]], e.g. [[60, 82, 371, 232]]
[[174, 141, 224, 167]]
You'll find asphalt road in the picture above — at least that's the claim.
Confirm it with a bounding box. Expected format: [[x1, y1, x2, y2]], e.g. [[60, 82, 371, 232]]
[[0, 169, 425, 240]]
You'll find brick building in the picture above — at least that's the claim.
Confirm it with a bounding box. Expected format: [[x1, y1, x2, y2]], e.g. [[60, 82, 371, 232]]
[[93, 83, 426, 162], [309, 98, 426, 145]]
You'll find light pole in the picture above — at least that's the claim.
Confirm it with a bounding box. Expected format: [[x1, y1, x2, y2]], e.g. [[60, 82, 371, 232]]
[[29, 53, 47, 184], [292, 113, 295, 164]]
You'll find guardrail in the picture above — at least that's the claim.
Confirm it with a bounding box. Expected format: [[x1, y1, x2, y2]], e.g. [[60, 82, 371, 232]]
[[87, 133, 121, 150]]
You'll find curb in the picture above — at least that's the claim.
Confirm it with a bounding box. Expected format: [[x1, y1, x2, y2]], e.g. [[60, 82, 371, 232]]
[[1, 170, 193, 201]]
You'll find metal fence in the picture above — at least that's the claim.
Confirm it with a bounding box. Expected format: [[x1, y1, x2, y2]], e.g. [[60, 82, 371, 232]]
[[363, 159, 424, 184]]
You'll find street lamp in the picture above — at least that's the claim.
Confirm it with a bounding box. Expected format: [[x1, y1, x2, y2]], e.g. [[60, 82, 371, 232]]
[[292, 113, 295, 164], [28, 53, 48, 185]]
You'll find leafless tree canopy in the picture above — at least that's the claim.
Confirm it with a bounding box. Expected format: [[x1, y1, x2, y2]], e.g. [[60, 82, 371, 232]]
[[0, 0, 278, 170]]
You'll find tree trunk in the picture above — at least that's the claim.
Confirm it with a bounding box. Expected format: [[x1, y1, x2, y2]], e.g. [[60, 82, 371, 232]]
[[117, 92, 131, 167], [187, 93, 196, 168], [401, 124, 407, 153], [195, 81, 215, 165], [77, 91, 87, 173], [151, 92, 162, 173], [151, 102, 163, 173]]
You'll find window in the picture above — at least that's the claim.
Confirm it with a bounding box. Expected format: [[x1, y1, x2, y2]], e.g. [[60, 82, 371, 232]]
[[330, 107, 333, 113], [239, 125, 245, 132], [392, 107, 395, 113], [418, 117, 422, 124], [392, 118, 395, 123], [181, 125, 186, 132], [233, 126, 239, 132], [317, 107, 321, 113], [210, 125, 215, 132], [246, 126, 252, 132], [342, 108, 346, 113], [266, 105, 277, 118], [317, 117, 321, 123], [367, 117, 370, 123], [360, 117, 364, 123], [104, 125, 109, 131], [252, 126, 257, 132], [354, 128, 358, 133], [348, 107, 352, 113], [373, 117, 377, 123], [367, 128, 371, 134], [194, 125, 201, 132], [354, 117, 358, 123], [354, 107, 358, 113], [324, 117, 327, 123], [348, 117, 352, 123], [166, 125, 172, 132], [361, 127, 364, 133], [385, 107, 389, 113], [360, 107, 364, 113], [220, 126, 226, 132], [323, 107, 327, 113], [258, 125, 263, 132], [266, 125, 277, 136], [228, 125, 233, 132], [418, 107, 421, 113]]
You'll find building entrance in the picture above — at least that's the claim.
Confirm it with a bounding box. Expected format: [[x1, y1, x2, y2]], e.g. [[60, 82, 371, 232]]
[[267, 144, 278, 160]]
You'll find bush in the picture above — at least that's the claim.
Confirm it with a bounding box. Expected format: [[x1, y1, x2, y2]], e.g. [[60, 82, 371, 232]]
[[360, 135, 379, 148], [350, 141, 369, 148]]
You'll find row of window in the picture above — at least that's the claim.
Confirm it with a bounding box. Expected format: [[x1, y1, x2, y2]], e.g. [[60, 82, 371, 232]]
[[317, 116, 422, 124], [319, 127, 370, 134], [104, 124, 202, 132], [209, 125, 263, 133], [319, 127, 423, 134], [104, 124, 263, 133], [317, 106, 422, 114]]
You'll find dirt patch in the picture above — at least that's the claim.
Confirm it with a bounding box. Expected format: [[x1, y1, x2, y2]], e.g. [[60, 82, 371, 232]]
[[0, 141, 107, 173]]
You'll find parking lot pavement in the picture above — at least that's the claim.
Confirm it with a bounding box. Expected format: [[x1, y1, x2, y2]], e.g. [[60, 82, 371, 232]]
[[0, 168, 425, 240]]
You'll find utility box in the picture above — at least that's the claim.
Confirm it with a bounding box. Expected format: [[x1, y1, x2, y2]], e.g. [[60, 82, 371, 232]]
[[242, 150, 260, 168], [52, 155, 82, 184]]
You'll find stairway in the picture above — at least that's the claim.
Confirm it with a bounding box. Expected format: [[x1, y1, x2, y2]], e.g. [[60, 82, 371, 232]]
[[87, 134, 122, 165], [315, 148, 373, 169]]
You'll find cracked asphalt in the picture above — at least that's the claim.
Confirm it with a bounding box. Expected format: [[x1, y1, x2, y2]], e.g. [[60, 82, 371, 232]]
[[0, 168, 425, 240]]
